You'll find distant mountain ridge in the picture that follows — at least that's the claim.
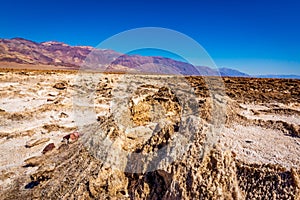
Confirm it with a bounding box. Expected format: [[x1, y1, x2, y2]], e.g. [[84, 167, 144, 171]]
[[0, 37, 299, 78], [0, 37, 217, 75], [255, 74, 300, 79], [218, 67, 250, 77]]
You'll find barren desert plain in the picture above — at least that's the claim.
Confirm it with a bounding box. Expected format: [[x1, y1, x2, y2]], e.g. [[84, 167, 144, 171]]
[[0, 67, 299, 199]]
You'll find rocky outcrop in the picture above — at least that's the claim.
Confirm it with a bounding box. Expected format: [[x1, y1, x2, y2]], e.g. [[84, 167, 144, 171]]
[[2, 142, 299, 199]]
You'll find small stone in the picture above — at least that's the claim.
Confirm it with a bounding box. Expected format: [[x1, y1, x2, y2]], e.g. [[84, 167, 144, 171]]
[[53, 81, 67, 90], [63, 134, 70, 141], [24, 156, 42, 167], [63, 132, 79, 143], [70, 132, 79, 141], [48, 92, 59, 97], [59, 112, 69, 118], [25, 138, 50, 148], [42, 143, 55, 154]]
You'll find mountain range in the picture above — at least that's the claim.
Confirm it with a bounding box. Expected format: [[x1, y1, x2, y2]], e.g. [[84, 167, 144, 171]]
[[0, 37, 298, 78], [254, 74, 300, 79]]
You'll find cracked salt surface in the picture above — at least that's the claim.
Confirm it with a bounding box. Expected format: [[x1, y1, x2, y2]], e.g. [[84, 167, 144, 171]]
[[0, 97, 48, 113], [240, 104, 300, 125], [221, 124, 300, 169]]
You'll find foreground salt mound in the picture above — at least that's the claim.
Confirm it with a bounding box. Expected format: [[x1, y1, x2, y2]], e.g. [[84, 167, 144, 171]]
[[2, 142, 299, 199]]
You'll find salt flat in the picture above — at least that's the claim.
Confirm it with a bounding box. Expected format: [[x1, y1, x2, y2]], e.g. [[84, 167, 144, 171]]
[[0, 69, 299, 199]]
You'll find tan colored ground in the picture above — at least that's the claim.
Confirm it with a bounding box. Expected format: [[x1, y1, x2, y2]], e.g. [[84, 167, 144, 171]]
[[0, 68, 299, 199]]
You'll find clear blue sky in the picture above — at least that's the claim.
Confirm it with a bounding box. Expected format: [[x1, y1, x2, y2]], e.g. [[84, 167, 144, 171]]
[[0, 0, 299, 75]]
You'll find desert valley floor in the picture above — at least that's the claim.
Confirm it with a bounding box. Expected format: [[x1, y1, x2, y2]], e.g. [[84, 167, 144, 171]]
[[0, 68, 299, 199]]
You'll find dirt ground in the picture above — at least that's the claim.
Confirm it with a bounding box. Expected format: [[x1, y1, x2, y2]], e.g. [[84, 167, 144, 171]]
[[0, 68, 299, 199]]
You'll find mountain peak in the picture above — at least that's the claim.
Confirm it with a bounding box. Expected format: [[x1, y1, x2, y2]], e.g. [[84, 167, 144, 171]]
[[10, 37, 39, 45], [11, 37, 33, 42], [41, 41, 69, 46]]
